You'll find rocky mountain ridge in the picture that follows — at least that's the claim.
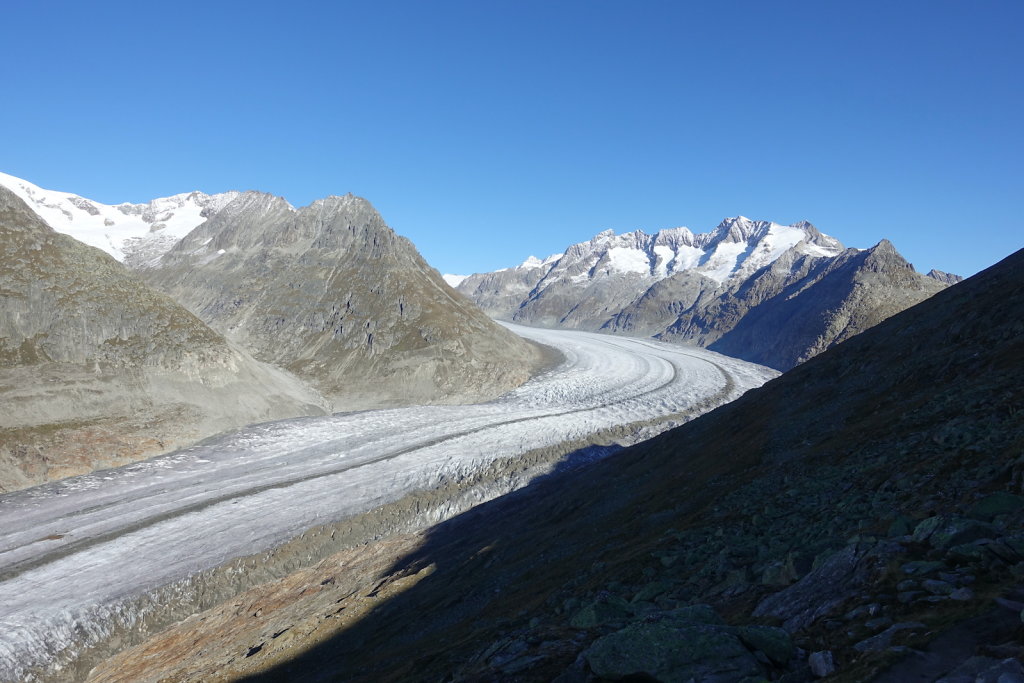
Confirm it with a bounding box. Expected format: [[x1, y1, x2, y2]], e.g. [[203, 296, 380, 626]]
[[0, 176, 546, 489], [0, 186, 327, 492], [458, 218, 950, 370], [141, 190, 544, 409]]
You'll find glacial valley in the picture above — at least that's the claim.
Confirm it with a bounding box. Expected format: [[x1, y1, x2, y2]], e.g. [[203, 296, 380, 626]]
[[0, 324, 775, 681]]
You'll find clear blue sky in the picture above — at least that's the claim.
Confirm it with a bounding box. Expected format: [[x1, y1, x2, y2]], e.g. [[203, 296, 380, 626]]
[[3, 0, 1021, 277]]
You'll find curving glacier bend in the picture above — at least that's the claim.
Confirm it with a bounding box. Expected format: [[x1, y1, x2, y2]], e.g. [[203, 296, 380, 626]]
[[0, 324, 777, 680]]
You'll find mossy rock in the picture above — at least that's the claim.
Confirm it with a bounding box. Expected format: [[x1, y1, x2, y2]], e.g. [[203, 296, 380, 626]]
[[633, 580, 672, 603], [734, 625, 794, 665], [928, 518, 997, 550], [585, 622, 762, 683], [661, 604, 726, 626], [900, 560, 946, 576], [968, 492, 1024, 521], [570, 595, 631, 629]]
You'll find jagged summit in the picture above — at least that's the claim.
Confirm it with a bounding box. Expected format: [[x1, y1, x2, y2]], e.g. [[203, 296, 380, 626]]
[[457, 217, 945, 370], [479, 218, 843, 287], [927, 268, 965, 285]]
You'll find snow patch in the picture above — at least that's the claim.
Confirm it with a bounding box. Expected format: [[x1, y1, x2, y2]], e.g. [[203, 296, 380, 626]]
[[0, 171, 238, 266], [604, 247, 652, 275], [700, 240, 748, 282]]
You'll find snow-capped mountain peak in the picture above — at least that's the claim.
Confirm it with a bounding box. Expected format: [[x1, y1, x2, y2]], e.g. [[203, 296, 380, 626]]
[[492, 218, 845, 289], [0, 171, 239, 267]]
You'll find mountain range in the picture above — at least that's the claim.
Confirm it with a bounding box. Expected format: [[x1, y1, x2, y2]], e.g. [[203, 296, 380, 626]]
[[457, 217, 952, 370], [0, 175, 543, 491], [1, 169, 1013, 682]]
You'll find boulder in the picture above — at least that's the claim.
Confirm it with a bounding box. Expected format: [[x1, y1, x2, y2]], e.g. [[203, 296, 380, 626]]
[[967, 493, 1024, 522], [584, 622, 762, 683], [809, 650, 837, 678]]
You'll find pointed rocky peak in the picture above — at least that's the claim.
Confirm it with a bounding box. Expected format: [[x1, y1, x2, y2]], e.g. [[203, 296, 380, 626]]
[[653, 226, 695, 248], [304, 192, 369, 212], [299, 194, 386, 235], [562, 230, 613, 261], [218, 191, 294, 217], [514, 253, 563, 271], [859, 239, 916, 273], [613, 229, 652, 251], [926, 269, 964, 285], [865, 238, 901, 259], [701, 216, 763, 247]]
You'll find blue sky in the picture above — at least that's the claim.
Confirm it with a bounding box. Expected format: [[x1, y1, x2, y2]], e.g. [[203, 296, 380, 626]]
[[3, 0, 1021, 276]]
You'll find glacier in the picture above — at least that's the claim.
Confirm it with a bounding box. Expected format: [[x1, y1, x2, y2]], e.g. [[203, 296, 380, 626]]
[[0, 324, 776, 680]]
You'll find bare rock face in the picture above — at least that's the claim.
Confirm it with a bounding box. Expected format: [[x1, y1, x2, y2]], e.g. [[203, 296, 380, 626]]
[[458, 218, 950, 370], [143, 192, 542, 409], [0, 187, 327, 492], [927, 268, 964, 285], [706, 240, 947, 368]]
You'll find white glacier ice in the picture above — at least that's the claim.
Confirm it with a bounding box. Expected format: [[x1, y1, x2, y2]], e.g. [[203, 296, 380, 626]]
[[0, 324, 777, 680]]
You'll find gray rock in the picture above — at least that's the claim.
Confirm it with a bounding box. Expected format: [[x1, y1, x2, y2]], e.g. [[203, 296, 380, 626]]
[[901, 560, 946, 576], [865, 616, 894, 631], [929, 518, 998, 549], [570, 595, 630, 629], [735, 625, 794, 665], [922, 579, 955, 595], [926, 268, 964, 285], [936, 656, 1024, 683], [968, 492, 1024, 521], [752, 542, 896, 632], [660, 604, 725, 626], [853, 622, 925, 653], [584, 621, 762, 683], [808, 650, 837, 677]]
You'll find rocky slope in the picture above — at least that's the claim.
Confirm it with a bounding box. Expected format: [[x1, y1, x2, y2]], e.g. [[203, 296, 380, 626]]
[[91, 247, 1023, 681], [458, 218, 950, 370], [703, 239, 948, 368], [0, 186, 326, 492], [927, 268, 965, 285], [0, 171, 239, 268], [143, 192, 544, 409]]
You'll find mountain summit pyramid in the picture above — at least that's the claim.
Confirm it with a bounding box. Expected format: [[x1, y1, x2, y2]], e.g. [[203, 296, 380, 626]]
[[144, 191, 545, 409]]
